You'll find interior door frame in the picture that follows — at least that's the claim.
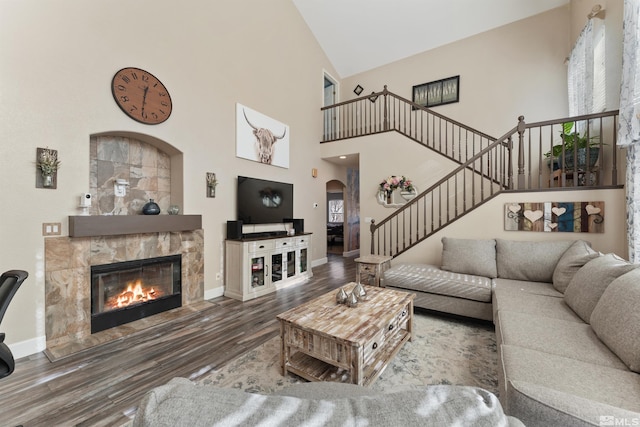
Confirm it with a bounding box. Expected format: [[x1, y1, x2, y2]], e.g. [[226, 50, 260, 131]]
[[323, 70, 339, 140]]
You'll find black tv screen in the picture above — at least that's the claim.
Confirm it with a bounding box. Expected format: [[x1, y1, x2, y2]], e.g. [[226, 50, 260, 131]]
[[237, 176, 294, 225]]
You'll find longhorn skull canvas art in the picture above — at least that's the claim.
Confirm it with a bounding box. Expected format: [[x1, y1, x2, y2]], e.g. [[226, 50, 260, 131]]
[[236, 103, 290, 168]]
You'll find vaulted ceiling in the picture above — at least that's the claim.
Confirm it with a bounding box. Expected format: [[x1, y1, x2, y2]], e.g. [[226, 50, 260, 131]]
[[293, 0, 569, 78]]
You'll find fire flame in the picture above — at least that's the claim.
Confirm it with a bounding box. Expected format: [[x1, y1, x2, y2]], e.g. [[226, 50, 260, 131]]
[[106, 279, 162, 309]]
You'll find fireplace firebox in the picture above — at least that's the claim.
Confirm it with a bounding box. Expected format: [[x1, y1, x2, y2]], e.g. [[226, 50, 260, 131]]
[[91, 255, 182, 333]]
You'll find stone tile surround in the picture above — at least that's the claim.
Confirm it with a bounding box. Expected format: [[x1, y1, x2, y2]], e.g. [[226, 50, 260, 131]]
[[44, 230, 204, 358], [89, 135, 171, 215]]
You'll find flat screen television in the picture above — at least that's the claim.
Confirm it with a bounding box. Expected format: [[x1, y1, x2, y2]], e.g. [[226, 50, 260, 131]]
[[237, 176, 293, 225]]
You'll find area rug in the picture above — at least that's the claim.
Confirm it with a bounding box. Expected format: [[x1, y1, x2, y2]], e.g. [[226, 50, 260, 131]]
[[198, 312, 498, 395]]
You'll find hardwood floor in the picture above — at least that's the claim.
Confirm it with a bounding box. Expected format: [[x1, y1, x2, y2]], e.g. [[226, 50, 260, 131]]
[[0, 254, 355, 427]]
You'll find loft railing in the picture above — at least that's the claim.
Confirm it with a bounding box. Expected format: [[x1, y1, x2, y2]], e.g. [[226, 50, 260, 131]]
[[513, 111, 620, 189], [322, 86, 496, 166], [363, 110, 621, 258]]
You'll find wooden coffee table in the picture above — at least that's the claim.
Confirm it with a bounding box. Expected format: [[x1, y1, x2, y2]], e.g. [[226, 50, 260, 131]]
[[277, 283, 414, 387]]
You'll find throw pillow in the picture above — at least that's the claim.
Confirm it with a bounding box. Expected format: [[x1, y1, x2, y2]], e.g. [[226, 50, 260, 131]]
[[495, 239, 574, 282], [440, 237, 497, 278], [552, 240, 598, 293], [564, 253, 636, 323], [590, 268, 640, 372]]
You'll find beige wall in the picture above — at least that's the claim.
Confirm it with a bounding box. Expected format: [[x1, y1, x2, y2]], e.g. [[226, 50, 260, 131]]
[[0, 0, 338, 355], [340, 7, 572, 136]]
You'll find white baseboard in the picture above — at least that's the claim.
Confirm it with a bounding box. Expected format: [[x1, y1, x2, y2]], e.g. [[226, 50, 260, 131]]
[[10, 335, 46, 359], [204, 286, 225, 300], [343, 249, 360, 257], [312, 257, 328, 267]]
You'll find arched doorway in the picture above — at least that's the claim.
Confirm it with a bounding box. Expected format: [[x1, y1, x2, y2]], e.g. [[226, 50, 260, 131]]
[[326, 179, 345, 256]]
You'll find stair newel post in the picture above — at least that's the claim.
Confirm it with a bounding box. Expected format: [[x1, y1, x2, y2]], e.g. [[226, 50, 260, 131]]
[[383, 86, 389, 131], [516, 115, 526, 190], [370, 219, 377, 255], [507, 137, 514, 190]]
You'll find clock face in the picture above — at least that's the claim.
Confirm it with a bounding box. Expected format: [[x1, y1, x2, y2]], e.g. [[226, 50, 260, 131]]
[[111, 67, 172, 125]]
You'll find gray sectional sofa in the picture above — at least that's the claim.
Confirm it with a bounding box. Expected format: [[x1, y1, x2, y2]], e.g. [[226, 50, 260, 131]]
[[382, 237, 640, 426]]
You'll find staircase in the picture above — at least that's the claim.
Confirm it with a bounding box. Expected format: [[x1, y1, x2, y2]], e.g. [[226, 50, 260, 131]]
[[321, 87, 622, 258]]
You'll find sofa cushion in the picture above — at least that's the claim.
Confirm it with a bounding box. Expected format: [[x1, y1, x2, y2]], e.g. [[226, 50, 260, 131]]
[[492, 279, 563, 320], [383, 264, 492, 303], [496, 239, 573, 282], [133, 377, 523, 427], [440, 237, 497, 278], [500, 345, 640, 425], [563, 253, 636, 323], [493, 290, 583, 323], [496, 310, 626, 370], [493, 278, 563, 298], [551, 240, 598, 293], [591, 269, 640, 373]]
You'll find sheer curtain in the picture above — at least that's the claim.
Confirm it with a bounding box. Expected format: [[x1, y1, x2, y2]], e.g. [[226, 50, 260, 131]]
[[619, 0, 640, 262], [568, 20, 594, 117]]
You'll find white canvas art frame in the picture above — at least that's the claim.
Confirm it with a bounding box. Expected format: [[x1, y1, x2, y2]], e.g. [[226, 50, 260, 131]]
[[236, 103, 290, 168]]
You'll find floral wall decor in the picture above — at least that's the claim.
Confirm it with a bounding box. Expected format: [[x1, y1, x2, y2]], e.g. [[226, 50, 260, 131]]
[[378, 175, 417, 207], [379, 175, 413, 195], [36, 147, 60, 189], [504, 201, 604, 233]]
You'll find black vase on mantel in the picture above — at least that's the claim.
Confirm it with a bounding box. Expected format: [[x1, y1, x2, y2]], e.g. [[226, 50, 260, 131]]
[[142, 199, 161, 215]]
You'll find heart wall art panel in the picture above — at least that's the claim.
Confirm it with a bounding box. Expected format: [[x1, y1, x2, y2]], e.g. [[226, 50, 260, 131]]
[[504, 202, 604, 233]]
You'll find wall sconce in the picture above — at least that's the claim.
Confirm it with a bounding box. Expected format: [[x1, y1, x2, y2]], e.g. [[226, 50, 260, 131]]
[[311, 168, 318, 178], [206, 172, 217, 198], [354, 85, 363, 96], [114, 178, 129, 197]]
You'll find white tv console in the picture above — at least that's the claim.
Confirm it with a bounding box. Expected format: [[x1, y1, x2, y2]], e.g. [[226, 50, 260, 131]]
[[224, 233, 313, 301]]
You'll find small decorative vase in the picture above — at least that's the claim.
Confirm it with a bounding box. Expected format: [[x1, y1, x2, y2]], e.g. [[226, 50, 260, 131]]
[[207, 185, 216, 198], [346, 292, 359, 308], [142, 199, 161, 215], [353, 282, 367, 299], [168, 205, 180, 215], [42, 173, 53, 188], [386, 192, 392, 204], [336, 288, 348, 304]]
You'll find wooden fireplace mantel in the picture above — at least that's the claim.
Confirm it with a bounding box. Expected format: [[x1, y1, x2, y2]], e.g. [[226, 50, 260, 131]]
[[68, 215, 202, 237]]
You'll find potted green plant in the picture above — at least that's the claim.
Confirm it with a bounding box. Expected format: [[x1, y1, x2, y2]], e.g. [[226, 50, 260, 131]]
[[545, 122, 600, 170]]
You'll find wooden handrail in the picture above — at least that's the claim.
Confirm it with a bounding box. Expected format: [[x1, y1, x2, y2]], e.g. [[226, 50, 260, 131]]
[[321, 86, 497, 167]]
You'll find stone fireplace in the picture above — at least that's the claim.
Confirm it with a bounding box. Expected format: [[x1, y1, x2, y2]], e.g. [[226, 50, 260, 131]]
[[43, 133, 199, 359], [44, 227, 203, 359]]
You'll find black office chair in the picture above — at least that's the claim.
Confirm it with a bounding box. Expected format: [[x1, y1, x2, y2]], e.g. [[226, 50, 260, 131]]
[[0, 270, 28, 379]]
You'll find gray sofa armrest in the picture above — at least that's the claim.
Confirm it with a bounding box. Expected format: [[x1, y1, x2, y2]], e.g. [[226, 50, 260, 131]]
[[133, 378, 523, 427]]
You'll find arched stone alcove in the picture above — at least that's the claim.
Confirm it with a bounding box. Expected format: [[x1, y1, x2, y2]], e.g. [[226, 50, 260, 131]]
[[89, 131, 184, 215]]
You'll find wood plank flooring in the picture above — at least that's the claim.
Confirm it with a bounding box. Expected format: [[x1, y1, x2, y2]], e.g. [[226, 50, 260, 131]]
[[0, 254, 356, 427]]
